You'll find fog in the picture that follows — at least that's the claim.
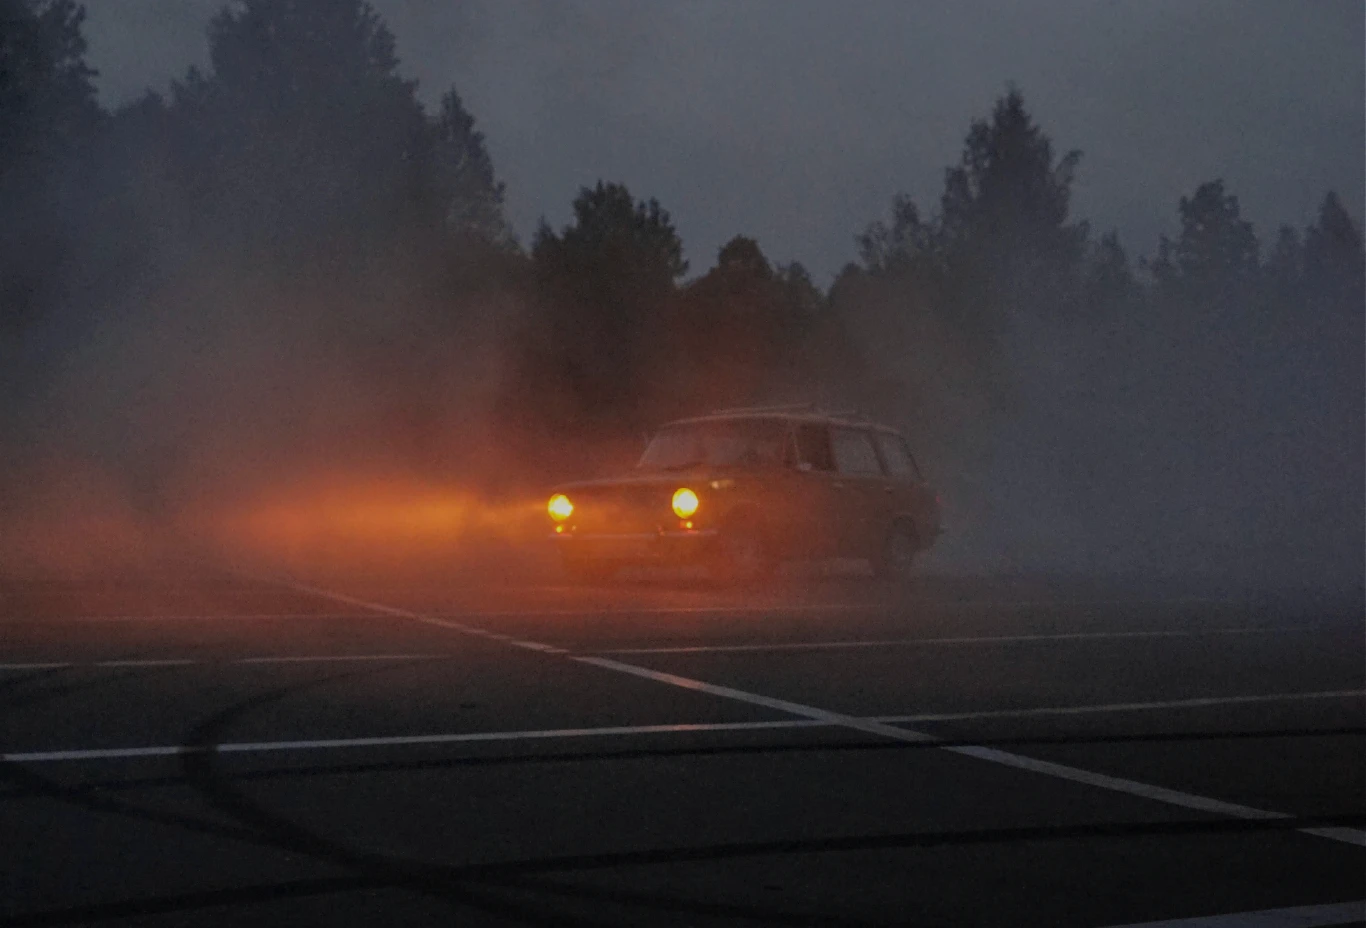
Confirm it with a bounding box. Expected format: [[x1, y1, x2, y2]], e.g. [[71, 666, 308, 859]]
[[1, 0, 1361, 597]]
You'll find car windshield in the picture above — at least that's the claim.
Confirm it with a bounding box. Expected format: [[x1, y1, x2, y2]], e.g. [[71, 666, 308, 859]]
[[637, 420, 788, 471]]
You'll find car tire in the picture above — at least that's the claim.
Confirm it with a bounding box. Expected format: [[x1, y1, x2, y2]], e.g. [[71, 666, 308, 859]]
[[873, 520, 918, 581], [709, 519, 772, 585], [561, 558, 618, 584]]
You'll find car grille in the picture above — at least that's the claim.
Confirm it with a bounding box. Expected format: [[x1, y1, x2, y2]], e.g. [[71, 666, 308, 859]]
[[571, 485, 671, 534]]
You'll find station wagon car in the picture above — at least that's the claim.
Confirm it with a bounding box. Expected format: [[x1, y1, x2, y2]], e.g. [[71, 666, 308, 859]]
[[546, 406, 941, 581]]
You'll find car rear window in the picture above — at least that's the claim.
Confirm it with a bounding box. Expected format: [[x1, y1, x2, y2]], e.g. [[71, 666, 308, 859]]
[[832, 428, 883, 476], [874, 431, 919, 479]]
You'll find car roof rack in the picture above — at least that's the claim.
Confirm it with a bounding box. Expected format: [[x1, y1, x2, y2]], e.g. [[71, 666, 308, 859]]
[[708, 403, 818, 415], [706, 403, 869, 421]]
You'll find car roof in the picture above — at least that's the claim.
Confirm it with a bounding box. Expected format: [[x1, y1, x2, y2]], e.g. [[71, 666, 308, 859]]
[[660, 410, 901, 433]]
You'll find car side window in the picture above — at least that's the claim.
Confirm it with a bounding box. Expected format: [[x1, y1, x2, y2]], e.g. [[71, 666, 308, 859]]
[[794, 424, 834, 471], [832, 428, 883, 476], [875, 432, 918, 480]]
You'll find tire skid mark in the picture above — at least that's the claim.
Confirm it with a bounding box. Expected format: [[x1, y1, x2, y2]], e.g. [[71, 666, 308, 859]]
[[9, 813, 1365, 926], [173, 665, 604, 927], [0, 760, 261, 846], [0, 664, 189, 713], [445, 813, 1366, 878], [167, 657, 903, 926], [5, 665, 578, 926], [2, 876, 384, 928], [471, 870, 882, 928], [3, 622, 845, 924]]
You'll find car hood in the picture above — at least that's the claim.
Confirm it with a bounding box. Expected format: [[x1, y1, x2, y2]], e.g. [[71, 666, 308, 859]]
[[551, 471, 710, 494]]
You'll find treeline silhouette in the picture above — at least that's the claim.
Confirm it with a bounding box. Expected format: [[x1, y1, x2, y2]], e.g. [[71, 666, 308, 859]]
[[1, 0, 1361, 586]]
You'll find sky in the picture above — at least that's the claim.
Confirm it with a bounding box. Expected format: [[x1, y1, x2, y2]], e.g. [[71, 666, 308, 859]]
[[83, 0, 1364, 283]]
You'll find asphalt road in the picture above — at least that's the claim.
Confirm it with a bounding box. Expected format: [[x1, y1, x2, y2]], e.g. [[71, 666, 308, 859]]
[[2, 564, 1363, 927]]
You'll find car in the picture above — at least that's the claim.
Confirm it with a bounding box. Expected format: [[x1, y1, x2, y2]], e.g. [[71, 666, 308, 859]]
[[546, 405, 941, 582]]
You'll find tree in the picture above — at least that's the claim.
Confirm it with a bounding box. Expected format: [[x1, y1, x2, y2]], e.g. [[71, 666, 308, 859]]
[[0, 0, 98, 168], [0, 0, 99, 331], [658, 235, 824, 414], [838, 87, 1091, 432], [506, 182, 687, 436], [189, 0, 431, 266], [715, 235, 771, 278], [206, 0, 411, 115], [1150, 179, 1260, 300], [938, 85, 1086, 296], [1085, 230, 1135, 309], [1303, 191, 1364, 306], [538, 181, 687, 285], [1264, 225, 1302, 295], [855, 194, 932, 274], [141, 0, 514, 279], [773, 260, 823, 320], [427, 88, 510, 246]]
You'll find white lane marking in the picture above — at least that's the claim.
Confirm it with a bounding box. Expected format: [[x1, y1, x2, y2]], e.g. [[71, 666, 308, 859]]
[[4, 690, 1362, 766], [413, 614, 568, 654], [591, 627, 1315, 655], [234, 654, 442, 665], [575, 656, 935, 744], [212, 721, 820, 754], [1098, 899, 1366, 927], [1298, 826, 1366, 844], [7, 746, 190, 762], [263, 579, 1366, 849], [3, 720, 826, 763], [0, 654, 448, 671], [870, 690, 1366, 723], [571, 659, 1366, 848], [948, 744, 1290, 820]]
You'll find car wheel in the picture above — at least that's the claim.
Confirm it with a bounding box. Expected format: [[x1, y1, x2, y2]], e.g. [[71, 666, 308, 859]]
[[561, 558, 618, 584], [710, 520, 772, 584], [873, 521, 918, 580]]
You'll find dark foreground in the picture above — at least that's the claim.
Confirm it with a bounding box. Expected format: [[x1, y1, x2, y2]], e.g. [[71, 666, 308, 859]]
[[2, 563, 1363, 927]]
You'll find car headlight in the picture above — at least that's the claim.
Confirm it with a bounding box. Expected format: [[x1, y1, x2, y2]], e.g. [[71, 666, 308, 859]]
[[547, 494, 574, 522], [671, 487, 699, 518]]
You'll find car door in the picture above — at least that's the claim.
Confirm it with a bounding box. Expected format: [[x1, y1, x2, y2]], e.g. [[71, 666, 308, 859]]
[[829, 426, 888, 558], [781, 422, 843, 559], [873, 430, 939, 544], [872, 429, 919, 530]]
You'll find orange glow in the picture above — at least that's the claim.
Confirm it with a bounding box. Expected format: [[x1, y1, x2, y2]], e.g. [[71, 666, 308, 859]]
[[548, 493, 574, 522], [186, 474, 554, 574], [682, 520, 693, 529], [671, 487, 699, 518], [554, 524, 564, 533]]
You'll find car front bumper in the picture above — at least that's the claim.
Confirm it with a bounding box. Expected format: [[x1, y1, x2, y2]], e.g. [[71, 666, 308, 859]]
[[551, 528, 719, 564]]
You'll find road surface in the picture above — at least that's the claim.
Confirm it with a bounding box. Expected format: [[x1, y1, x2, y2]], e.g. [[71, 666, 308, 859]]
[[2, 565, 1363, 926]]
